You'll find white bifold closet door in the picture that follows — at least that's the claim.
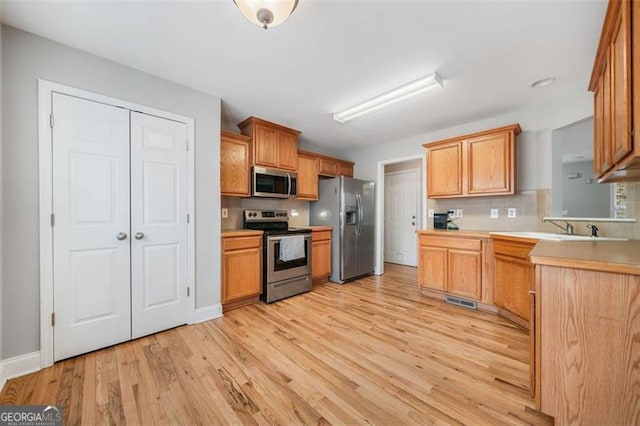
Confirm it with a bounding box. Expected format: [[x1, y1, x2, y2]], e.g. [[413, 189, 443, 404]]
[[52, 93, 188, 361]]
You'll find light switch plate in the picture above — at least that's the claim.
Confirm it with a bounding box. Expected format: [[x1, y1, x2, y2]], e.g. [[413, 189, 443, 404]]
[[456, 209, 463, 218], [428, 209, 434, 218], [490, 208, 499, 219], [221, 208, 228, 219], [507, 208, 516, 218]]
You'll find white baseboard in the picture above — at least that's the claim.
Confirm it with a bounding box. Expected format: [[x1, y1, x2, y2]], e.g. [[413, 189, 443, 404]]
[[0, 361, 6, 391], [192, 304, 223, 323], [3, 351, 42, 381]]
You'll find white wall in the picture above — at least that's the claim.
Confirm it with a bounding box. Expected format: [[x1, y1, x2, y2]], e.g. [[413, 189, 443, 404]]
[[1, 25, 222, 359], [562, 160, 611, 217], [0, 3, 4, 386]]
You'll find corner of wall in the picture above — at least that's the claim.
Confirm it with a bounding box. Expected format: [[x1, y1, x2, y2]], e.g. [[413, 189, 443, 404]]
[[193, 304, 223, 324], [0, 362, 6, 392]]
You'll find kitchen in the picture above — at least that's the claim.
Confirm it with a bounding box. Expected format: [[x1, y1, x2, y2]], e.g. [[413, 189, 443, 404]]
[[1, 0, 640, 424]]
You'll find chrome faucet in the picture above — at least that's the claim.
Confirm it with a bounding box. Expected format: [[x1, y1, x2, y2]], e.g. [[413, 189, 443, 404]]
[[587, 224, 599, 237], [543, 218, 574, 235]]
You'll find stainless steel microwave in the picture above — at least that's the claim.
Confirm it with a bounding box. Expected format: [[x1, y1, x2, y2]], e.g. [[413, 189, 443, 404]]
[[252, 167, 297, 198]]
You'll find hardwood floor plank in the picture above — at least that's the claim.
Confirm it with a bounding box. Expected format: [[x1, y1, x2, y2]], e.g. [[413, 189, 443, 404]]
[[0, 263, 552, 425]]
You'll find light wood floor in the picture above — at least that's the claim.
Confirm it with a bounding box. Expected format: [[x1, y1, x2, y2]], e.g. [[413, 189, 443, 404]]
[[1, 263, 552, 425]]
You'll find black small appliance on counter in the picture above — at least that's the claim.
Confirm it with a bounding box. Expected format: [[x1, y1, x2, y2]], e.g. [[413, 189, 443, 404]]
[[433, 213, 448, 229]]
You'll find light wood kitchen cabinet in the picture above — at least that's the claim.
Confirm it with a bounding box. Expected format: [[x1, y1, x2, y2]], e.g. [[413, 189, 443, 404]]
[[238, 116, 301, 172], [317, 155, 354, 178], [337, 161, 354, 178], [220, 131, 251, 197], [424, 124, 521, 198], [491, 235, 536, 329], [426, 142, 463, 197], [530, 240, 640, 424], [417, 232, 494, 307], [590, 0, 640, 181], [311, 229, 332, 284], [221, 233, 262, 312], [296, 152, 319, 200]]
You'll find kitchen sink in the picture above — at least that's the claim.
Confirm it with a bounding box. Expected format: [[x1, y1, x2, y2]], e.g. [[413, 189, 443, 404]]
[[490, 231, 629, 242]]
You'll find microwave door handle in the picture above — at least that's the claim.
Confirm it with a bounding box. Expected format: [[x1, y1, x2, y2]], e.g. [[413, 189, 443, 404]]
[[287, 173, 291, 197]]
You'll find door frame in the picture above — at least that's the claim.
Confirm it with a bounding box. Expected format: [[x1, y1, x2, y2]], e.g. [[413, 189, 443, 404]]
[[37, 80, 196, 368], [375, 154, 426, 275], [383, 168, 420, 266]]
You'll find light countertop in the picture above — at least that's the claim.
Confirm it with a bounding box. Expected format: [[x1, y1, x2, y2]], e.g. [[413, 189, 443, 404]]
[[529, 240, 640, 275], [221, 229, 264, 237], [416, 229, 492, 239]]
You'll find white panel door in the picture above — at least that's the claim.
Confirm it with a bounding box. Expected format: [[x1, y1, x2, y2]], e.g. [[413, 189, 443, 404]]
[[384, 169, 419, 266], [52, 93, 131, 361], [130, 112, 188, 338]]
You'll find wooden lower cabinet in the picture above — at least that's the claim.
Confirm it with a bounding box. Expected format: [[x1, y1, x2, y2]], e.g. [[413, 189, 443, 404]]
[[532, 263, 640, 424], [311, 229, 332, 283], [222, 233, 262, 312], [417, 232, 494, 308], [492, 236, 537, 329]]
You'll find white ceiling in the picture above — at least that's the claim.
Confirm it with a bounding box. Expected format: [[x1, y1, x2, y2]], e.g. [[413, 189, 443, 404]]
[[2, 0, 607, 153]]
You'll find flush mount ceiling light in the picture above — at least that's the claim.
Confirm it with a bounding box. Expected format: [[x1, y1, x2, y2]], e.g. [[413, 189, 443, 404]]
[[531, 77, 556, 88], [333, 73, 444, 123], [233, 0, 299, 30]]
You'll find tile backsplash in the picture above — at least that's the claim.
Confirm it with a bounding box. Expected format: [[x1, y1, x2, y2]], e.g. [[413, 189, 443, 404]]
[[221, 197, 309, 229], [428, 183, 640, 239]]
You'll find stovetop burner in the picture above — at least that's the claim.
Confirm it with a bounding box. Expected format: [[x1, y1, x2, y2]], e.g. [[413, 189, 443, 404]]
[[243, 209, 310, 235]]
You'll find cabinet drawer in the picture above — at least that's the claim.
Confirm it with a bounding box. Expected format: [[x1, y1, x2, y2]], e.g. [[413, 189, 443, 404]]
[[223, 235, 262, 251], [312, 230, 332, 242], [493, 240, 536, 259], [420, 236, 481, 251]]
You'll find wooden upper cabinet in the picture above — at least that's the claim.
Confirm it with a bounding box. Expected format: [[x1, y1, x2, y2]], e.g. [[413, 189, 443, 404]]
[[296, 151, 319, 200], [253, 124, 279, 168], [467, 132, 513, 194], [318, 157, 338, 176], [589, 0, 640, 182], [238, 116, 300, 172], [424, 124, 520, 198], [611, 1, 632, 163], [220, 131, 251, 197], [337, 161, 354, 178], [427, 142, 463, 197]]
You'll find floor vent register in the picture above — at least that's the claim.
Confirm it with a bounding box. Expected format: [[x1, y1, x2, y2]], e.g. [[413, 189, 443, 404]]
[[444, 295, 477, 310]]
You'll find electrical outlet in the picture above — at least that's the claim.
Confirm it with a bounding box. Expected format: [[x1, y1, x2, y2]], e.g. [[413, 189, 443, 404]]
[[221, 208, 228, 219], [508, 208, 517, 218], [447, 210, 455, 219], [456, 209, 463, 218], [428, 209, 434, 218], [290, 209, 299, 217], [490, 208, 499, 219]]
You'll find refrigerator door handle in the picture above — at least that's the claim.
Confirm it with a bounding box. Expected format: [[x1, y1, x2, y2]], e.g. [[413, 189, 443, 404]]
[[356, 194, 363, 236]]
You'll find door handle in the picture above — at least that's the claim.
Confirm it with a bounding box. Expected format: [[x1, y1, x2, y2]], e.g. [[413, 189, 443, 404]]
[[135, 232, 145, 240], [116, 232, 128, 240], [411, 222, 416, 226]]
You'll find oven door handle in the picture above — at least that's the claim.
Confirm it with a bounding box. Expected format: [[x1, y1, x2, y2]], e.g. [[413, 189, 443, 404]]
[[268, 235, 311, 242]]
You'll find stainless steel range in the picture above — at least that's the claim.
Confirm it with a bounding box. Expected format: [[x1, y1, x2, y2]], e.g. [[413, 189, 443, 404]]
[[243, 210, 312, 303]]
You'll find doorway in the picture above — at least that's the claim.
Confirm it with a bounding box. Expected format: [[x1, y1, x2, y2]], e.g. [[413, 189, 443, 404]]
[[374, 155, 426, 275], [39, 81, 195, 365], [384, 166, 420, 266]]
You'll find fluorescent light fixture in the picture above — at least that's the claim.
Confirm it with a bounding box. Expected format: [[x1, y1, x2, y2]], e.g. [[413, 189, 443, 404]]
[[333, 73, 444, 123]]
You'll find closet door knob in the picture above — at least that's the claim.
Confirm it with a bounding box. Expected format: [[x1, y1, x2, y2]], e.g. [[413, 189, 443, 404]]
[[135, 232, 145, 240], [116, 232, 128, 240]]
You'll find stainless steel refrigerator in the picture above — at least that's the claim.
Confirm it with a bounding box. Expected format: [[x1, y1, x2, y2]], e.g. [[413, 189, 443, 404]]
[[310, 176, 375, 283]]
